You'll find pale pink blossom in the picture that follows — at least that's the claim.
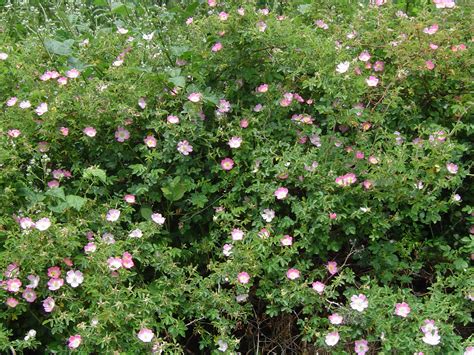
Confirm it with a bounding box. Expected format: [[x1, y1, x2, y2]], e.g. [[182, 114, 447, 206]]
[[84, 242, 97, 254], [177, 140, 193, 155], [115, 127, 130, 142], [257, 21, 267, 32], [47, 277, 64, 291], [6, 278, 22, 292], [0, 52, 8, 60], [27, 275, 40, 288], [240, 119, 249, 128], [336, 61, 350, 74], [35, 102, 48, 115], [43, 297, 55, 312], [446, 162, 458, 174], [57, 77, 68, 86], [221, 158, 234, 171], [280, 235, 293, 246], [83, 127, 97, 137], [137, 328, 154, 342], [231, 228, 244, 241], [274, 187, 288, 200], [315, 19, 328, 30], [335, 173, 357, 187], [144, 135, 157, 148], [106, 209, 120, 222], [464, 346, 474, 355], [433, 0, 455, 9], [151, 213, 166, 225], [425, 60, 435, 70], [394, 302, 411, 317], [59, 127, 69, 136], [359, 51, 371, 62], [6, 97, 17, 106], [355, 339, 369, 355], [107, 257, 122, 271], [312, 281, 325, 294], [68, 335, 82, 349], [35, 217, 51, 231], [22, 288, 37, 302], [261, 209, 275, 222], [121, 252, 134, 269], [8, 129, 21, 138], [228, 136, 242, 148], [329, 313, 343, 325], [19, 100, 31, 109], [237, 272, 250, 284], [422, 331, 441, 346], [66, 68, 80, 78], [430, 43, 439, 50], [423, 24, 439, 35], [223, 244, 233, 256], [326, 261, 338, 275], [129, 229, 143, 238], [167, 115, 180, 124], [188, 92, 202, 103], [186, 17, 193, 25], [366, 76, 379, 87], [286, 268, 300, 280], [6, 297, 18, 307], [66, 270, 84, 288], [350, 294, 369, 312], [124, 194, 136, 204], [218, 11, 229, 21], [325, 331, 340, 346], [329, 213, 337, 220], [237, 7, 245, 16], [212, 42, 223, 52], [256, 84, 269, 93]]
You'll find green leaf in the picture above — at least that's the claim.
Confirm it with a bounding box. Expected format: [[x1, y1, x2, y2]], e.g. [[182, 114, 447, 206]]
[[140, 206, 153, 220], [161, 177, 189, 202], [44, 39, 74, 56], [129, 164, 147, 176], [168, 76, 186, 88], [190, 193, 208, 208], [83, 167, 107, 183], [45, 187, 66, 201], [66, 195, 87, 211], [48, 202, 68, 213]]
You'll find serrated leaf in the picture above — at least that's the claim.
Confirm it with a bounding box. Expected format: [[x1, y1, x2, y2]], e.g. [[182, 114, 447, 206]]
[[66, 195, 87, 211], [44, 39, 74, 56], [45, 187, 66, 201], [83, 167, 107, 183], [140, 206, 153, 220], [169, 76, 186, 87]]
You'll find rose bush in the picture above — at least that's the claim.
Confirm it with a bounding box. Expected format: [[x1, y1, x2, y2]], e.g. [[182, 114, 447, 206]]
[[0, 0, 472, 353]]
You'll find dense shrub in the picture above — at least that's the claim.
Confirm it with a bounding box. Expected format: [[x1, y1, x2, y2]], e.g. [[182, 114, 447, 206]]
[[0, 0, 472, 353]]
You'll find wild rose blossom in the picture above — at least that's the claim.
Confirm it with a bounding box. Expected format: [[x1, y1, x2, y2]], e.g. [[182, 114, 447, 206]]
[[394, 302, 411, 317], [177, 140, 193, 155], [274, 187, 289, 200], [66, 270, 84, 288], [261, 209, 275, 222], [106, 209, 120, 222], [107, 257, 122, 271], [256, 84, 268, 93], [83, 127, 97, 137], [355, 339, 369, 355], [336, 61, 350, 73], [326, 261, 338, 275], [35, 217, 51, 231], [335, 173, 357, 187], [423, 24, 439, 35], [6, 97, 17, 106], [188, 92, 202, 103], [223, 244, 233, 256], [286, 268, 300, 280], [35, 102, 48, 115], [211, 42, 223, 52], [27, 275, 40, 288], [231, 228, 244, 241], [167, 115, 179, 124], [144, 135, 157, 148], [22, 288, 37, 303], [359, 51, 371, 62], [329, 313, 343, 325], [237, 272, 250, 284], [221, 158, 234, 171], [6, 298, 18, 307], [129, 229, 143, 238], [47, 277, 64, 291], [137, 328, 154, 342], [228, 136, 242, 148], [66, 68, 80, 78], [0, 52, 8, 60], [68, 335, 82, 349], [325, 331, 340, 346], [151, 213, 166, 225], [19, 100, 31, 109], [122, 252, 134, 269], [366, 76, 379, 87], [84, 242, 97, 254], [6, 278, 22, 292], [48, 266, 61, 278], [446, 163, 458, 174], [350, 294, 369, 312], [115, 127, 130, 142], [43, 297, 55, 312], [280, 235, 293, 246]]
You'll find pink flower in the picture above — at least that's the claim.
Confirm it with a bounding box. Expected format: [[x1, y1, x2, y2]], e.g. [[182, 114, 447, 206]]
[[280, 235, 293, 246], [35, 102, 48, 115], [186, 17, 193, 25], [261, 209, 275, 222], [43, 297, 55, 312], [129, 229, 143, 238], [274, 187, 289, 200], [57, 77, 68, 86], [425, 60, 435, 70], [312, 281, 325, 294], [326, 261, 338, 275], [221, 158, 234, 171], [237, 272, 250, 284], [115, 127, 130, 142], [350, 294, 369, 312], [66, 68, 80, 78], [218, 11, 229, 20], [144, 135, 157, 148], [4, 263, 19, 278], [325, 331, 340, 346], [48, 266, 61, 278], [359, 51, 371, 62], [137, 328, 154, 342], [7, 129, 21, 138], [217, 99, 231, 113], [362, 180, 373, 190], [329, 313, 343, 325], [315, 20, 328, 30], [257, 21, 267, 32], [59, 127, 69, 136], [66, 270, 84, 288], [27, 275, 40, 288], [422, 331, 441, 346], [107, 257, 122, 271], [329, 213, 337, 220], [286, 268, 300, 280], [237, 7, 245, 15], [430, 43, 439, 50], [228, 136, 242, 148], [106, 209, 120, 222], [464, 347, 474, 355], [223, 244, 233, 256], [167, 115, 180, 124], [84, 242, 96, 254], [212, 42, 223, 52], [22, 288, 37, 303], [151, 213, 166, 225], [433, 0, 455, 9], [19, 100, 31, 109], [83, 126, 97, 137], [423, 24, 439, 35], [446, 162, 458, 174], [35, 217, 51, 231], [253, 103, 264, 112], [6, 97, 17, 106], [374, 61, 384, 72], [366, 76, 379, 87], [5, 297, 18, 308], [394, 302, 411, 318], [177, 140, 193, 155], [336, 61, 350, 74], [256, 84, 268, 93], [335, 173, 357, 187], [138, 97, 147, 109], [188, 92, 202, 103], [355, 339, 369, 355], [6, 278, 22, 292], [68, 335, 82, 349], [122, 252, 134, 269], [231, 228, 244, 241], [124, 194, 136, 204], [240, 119, 249, 128], [47, 277, 64, 291]]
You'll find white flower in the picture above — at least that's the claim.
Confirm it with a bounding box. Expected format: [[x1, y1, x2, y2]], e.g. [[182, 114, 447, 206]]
[[106, 209, 120, 222], [129, 229, 143, 238], [217, 339, 228, 352], [142, 32, 154, 41], [422, 331, 441, 346], [336, 61, 350, 73], [24, 329, 37, 341], [261, 209, 275, 222], [350, 294, 369, 312], [117, 27, 128, 34], [66, 270, 84, 288], [137, 328, 154, 342], [325, 331, 340, 346], [35, 217, 51, 231], [35, 102, 48, 116], [151, 213, 166, 225]]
